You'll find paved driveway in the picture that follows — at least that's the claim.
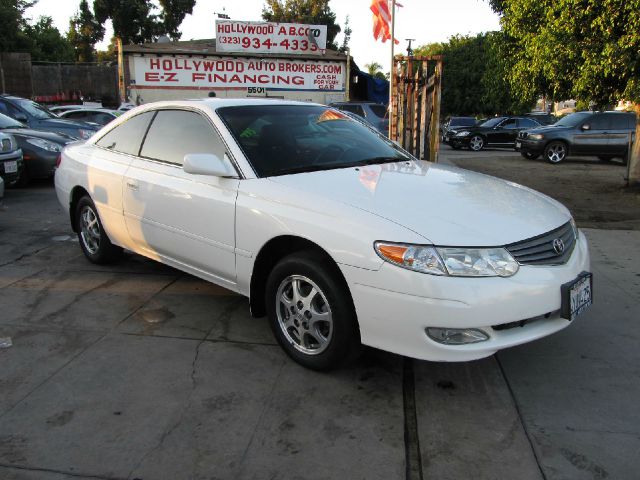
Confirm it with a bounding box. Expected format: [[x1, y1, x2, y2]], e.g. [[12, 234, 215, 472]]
[[0, 181, 638, 480]]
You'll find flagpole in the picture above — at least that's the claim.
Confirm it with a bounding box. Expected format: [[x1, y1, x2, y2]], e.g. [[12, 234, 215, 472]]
[[388, 0, 395, 138]]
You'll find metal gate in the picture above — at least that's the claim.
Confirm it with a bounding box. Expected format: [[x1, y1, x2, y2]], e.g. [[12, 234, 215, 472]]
[[390, 55, 443, 162]]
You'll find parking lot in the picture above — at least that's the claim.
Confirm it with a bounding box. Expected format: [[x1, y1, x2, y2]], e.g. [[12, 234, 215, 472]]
[[1, 149, 639, 480]]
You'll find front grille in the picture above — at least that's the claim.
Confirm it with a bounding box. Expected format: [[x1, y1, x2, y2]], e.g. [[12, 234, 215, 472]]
[[1, 138, 11, 152], [492, 311, 557, 331], [506, 221, 576, 265]]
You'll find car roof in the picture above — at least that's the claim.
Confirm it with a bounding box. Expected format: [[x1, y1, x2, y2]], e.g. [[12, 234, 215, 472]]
[[135, 98, 324, 112]]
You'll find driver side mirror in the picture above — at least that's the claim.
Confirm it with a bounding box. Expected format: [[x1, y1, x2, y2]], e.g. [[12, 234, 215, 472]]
[[183, 153, 236, 177], [581, 124, 591, 131]]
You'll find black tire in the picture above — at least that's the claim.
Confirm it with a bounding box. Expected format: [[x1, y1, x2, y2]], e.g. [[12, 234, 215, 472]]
[[266, 250, 360, 371], [598, 156, 614, 162], [468, 135, 485, 151], [544, 141, 567, 163], [521, 151, 540, 160], [75, 196, 122, 264]]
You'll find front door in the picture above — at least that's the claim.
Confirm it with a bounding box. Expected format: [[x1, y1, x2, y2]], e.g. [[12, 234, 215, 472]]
[[573, 114, 611, 155], [122, 108, 239, 287]]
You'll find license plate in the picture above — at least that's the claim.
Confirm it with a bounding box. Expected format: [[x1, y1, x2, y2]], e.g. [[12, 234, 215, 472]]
[[4, 160, 18, 174], [561, 272, 593, 321], [515, 141, 522, 149]]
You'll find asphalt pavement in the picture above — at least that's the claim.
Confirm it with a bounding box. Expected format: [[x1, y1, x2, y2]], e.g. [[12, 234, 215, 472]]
[[0, 169, 638, 480]]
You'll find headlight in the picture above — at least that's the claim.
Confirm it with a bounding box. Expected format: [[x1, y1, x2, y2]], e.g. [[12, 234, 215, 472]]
[[455, 131, 471, 137], [374, 242, 447, 275], [78, 129, 94, 139], [529, 134, 544, 140], [26, 138, 62, 152], [375, 242, 519, 277], [436, 247, 519, 277]]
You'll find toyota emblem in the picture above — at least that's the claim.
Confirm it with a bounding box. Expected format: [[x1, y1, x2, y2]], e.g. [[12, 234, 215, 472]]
[[552, 238, 565, 255]]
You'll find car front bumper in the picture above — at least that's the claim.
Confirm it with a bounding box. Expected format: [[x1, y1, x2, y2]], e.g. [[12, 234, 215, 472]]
[[23, 148, 58, 179], [340, 230, 591, 361], [0, 150, 24, 184], [515, 138, 545, 155]]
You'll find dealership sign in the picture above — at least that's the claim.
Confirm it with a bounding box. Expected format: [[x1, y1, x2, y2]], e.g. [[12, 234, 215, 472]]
[[131, 55, 344, 91], [215, 20, 327, 55]]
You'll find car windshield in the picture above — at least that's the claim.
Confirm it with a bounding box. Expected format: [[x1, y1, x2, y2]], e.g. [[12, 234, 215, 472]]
[[14, 98, 56, 120], [450, 117, 476, 127], [217, 105, 412, 178], [479, 117, 506, 128], [554, 112, 592, 127], [0, 112, 25, 129]]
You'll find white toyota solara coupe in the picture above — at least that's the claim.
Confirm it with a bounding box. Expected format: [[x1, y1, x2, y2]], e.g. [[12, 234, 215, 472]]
[[54, 99, 592, 370]]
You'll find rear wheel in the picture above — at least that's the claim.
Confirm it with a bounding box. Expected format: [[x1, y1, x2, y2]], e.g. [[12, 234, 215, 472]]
[[75, 196, 122, 264], [266, 251, 360, 371], [544, 141, 567, 163], [521, 151, 540, 160], [469, 135, 485, 151]]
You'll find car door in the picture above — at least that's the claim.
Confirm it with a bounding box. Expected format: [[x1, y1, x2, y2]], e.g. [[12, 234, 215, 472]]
[[606, 113, 634, 156], [573, 113, 611, 155], [122, 108, 239, 287], [488, 118, 517, 144]]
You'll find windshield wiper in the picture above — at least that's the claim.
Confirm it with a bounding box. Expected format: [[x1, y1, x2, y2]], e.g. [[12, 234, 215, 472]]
[[356, 156, 406, 166]]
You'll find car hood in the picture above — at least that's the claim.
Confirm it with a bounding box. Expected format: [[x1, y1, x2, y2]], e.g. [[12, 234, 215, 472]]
[[268, 161, 570, 246], [2, 127, 75, 144], [525, 125, 570, 135]]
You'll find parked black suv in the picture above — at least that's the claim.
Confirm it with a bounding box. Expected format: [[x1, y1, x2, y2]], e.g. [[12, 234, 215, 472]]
[[449, 116, 543, 151], [0, 95, 99, 140], [516, 111, 636, 164]]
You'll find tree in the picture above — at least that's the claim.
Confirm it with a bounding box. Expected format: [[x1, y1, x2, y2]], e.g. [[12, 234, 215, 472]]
[[0, 0, 36, 53], [93, 0, 195, 45], [262, 0, 342, 50], [96, 36, 118, 63], [490, 0, 640, 182], [339, 15, 351, 53], [25, 16, 75, 62], [413, 34, 534, 117], [68, 0, 104, 62], [364, 62, 386, 80]]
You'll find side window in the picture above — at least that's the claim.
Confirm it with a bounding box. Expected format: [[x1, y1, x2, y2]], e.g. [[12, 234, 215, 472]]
[[140, 110, 225, 166], [586, 114, 611, 130], [65, 111, 86, 120], [369, 105, 387, 118], [337, 104, 365, 117], [501, 118, 518, 129], [0, 101, 21, 119], [609, 114, 630, 130], [518, 118, 539, 128], [95, 111, 155, 155]]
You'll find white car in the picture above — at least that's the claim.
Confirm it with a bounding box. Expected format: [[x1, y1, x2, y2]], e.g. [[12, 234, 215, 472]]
[[54, 99, 592, 370]]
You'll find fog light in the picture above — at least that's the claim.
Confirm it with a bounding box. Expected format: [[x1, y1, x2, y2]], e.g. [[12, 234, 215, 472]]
[[426, 327, 489, 345]]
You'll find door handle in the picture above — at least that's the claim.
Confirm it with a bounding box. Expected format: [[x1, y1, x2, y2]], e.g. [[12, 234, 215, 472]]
[[126, 181, 138, 191]]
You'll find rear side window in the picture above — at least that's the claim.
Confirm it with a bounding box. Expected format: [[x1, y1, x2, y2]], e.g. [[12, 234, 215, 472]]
[[95, 111, 155, 155], [609, 114, 634, 130], [140, 110, 225, 166], [369, 105, 387, 118], [518, 118, 540, 128], [336, 104, 365, 117], [587, 114, 611, 130], [501, 118, 518, 129]]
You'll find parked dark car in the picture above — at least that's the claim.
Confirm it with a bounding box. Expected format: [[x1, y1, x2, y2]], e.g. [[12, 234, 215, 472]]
[[0, 95, 99, 140], [449, 116, 543, 151], [441, 116, 477, 144], [523, 112, 557, 125], [0, 131, 24, 186], [330, 101, 389, 134], [58, 108, 122, 126], [0, 112, 75, 185], [516, 111, 636, 164]]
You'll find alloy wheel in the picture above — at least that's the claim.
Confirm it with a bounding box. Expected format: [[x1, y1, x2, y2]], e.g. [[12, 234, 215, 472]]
[[546, 143, 566, 163], [80, 205, 101, 255], [469, 135, 484, 151], [276, 275, 333, 355]]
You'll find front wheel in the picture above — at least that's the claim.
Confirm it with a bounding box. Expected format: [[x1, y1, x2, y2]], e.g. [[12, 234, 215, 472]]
[[468, 135, 485, 151], [544, 141, 567, 163], [75, 196, 122, 264], [266, 251, 360, 371]]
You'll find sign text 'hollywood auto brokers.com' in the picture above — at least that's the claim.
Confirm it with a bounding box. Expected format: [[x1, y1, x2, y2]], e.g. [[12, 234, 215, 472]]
[[131, 56, 345, 91]]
